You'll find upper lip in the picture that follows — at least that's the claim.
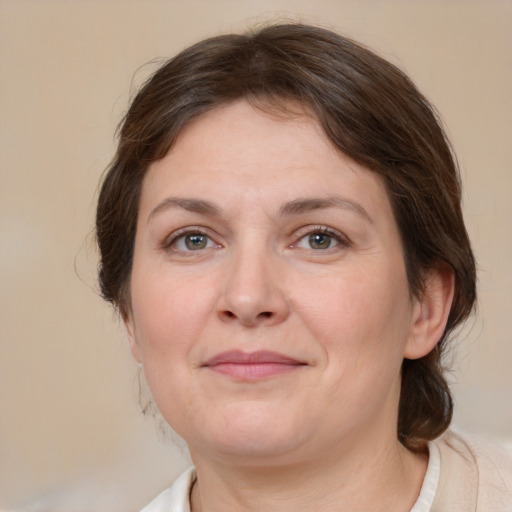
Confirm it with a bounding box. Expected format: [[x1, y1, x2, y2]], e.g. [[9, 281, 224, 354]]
[[202, 350, 307, 367]]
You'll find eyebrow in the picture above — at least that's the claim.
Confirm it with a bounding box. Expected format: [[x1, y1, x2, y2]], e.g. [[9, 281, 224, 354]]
[[279, 197, 373, 223], [147, 195, 373, 224], [148, 197, 222, 222]]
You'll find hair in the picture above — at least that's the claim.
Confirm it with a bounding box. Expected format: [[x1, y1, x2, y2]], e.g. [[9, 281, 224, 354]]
[[96, 23, 476, 451]]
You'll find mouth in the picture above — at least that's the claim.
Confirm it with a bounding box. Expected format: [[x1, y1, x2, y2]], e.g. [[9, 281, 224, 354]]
[[202, 350, 308, 380]]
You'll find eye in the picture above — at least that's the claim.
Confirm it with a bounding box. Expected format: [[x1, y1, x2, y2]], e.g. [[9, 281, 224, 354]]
[[171, 231, 218, 251], [294, 228, 347, 251], [306, 232, 336, 250]]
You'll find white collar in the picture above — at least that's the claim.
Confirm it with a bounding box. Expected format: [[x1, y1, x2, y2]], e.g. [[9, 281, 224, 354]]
[[410, 441, 441, 512]]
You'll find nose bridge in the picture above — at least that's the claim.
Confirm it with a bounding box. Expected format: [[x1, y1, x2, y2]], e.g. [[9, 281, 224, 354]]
[[218, 234, 289, 326]]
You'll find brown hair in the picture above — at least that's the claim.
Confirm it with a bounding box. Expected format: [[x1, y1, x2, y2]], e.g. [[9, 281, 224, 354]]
[[96, 23, 476, 451]]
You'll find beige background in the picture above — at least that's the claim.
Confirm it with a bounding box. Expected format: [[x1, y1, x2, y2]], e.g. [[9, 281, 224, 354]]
[[1, 1, 511, 510]]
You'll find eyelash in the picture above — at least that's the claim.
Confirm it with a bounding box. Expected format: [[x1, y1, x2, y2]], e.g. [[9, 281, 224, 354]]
[[291, 226, 350, 251], [162, 227, 220, 254], [162, 225, 350, 254]]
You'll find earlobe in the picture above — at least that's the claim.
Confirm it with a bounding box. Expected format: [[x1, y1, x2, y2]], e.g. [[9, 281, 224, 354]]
[[124, 315, 142, 363], [404, 267, 455, 360]]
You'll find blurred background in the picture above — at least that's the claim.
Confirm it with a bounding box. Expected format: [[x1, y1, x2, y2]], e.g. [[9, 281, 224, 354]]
[[1, 1, 511, 510]]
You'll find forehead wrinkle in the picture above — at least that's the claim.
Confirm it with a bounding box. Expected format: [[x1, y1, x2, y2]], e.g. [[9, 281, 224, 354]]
[[147, 197, 222, 223], [279, 197, 374, 224]]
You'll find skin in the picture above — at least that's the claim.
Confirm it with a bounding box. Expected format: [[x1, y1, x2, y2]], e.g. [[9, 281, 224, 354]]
[[126, 100, 454, 511]]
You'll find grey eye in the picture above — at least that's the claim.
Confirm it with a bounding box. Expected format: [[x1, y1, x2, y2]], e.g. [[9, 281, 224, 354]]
[[171, 232, 216, 251], [184, 233, 209, 250], [308, 232, 335, 250]]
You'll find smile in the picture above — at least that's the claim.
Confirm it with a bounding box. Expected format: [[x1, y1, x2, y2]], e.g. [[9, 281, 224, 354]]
[[202, 350, 308, 380]]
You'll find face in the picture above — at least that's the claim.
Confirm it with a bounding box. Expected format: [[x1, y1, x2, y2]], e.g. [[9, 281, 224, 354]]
[[126, 100, 425, 466]]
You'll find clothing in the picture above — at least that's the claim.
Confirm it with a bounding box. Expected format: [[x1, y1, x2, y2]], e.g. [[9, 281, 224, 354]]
[[432, 430, 512, 511], [140, 469, 194, 512], [140, 431, 512, 512], [410, 441, 441, 512]]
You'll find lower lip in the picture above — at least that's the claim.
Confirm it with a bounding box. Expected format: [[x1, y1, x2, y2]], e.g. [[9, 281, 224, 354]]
[[206, 362, 304, 380]]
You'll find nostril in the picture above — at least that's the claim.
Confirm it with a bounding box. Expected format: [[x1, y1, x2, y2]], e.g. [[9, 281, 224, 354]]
[[219, 310, 276, 323]]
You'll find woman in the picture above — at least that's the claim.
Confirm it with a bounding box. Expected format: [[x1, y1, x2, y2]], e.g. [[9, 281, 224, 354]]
[[96, 23, 512, 511]]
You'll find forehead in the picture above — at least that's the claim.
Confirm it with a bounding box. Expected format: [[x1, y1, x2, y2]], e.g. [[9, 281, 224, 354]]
[[139, 100, 393, 222], [171, 100, 331, 170]]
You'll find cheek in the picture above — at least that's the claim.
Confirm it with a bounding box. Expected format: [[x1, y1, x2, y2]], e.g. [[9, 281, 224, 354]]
[[129, 270, 219, 424], [293, 264, 412, 368], [129, 267, 218, 360]]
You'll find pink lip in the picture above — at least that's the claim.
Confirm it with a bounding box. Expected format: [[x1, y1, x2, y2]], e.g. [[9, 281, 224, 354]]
[[202, 350, 307, 380]]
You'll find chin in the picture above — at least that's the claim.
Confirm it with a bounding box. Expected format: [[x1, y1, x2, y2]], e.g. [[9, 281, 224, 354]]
[[189, 402, 309, 463]]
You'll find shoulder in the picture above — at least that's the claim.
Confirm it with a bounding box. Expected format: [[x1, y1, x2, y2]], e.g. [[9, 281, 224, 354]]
[[140, 467, 196, 512], [433, 430, 512, 511]]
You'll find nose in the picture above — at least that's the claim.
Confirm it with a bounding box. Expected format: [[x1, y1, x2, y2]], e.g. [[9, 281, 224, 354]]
[[217, 244, 290, 327]]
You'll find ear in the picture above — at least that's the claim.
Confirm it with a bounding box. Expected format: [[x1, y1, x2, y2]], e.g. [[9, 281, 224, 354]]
[[124, 314, 142, 364], [404, 267, 455, 359]]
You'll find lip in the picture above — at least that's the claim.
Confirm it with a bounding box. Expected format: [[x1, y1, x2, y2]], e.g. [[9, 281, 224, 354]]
[[202, 350, 308, 380]]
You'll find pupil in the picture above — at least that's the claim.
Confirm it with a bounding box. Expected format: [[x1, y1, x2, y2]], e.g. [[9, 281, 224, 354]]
[[186, 234, 207, 250], [309, 233, 331, 249]]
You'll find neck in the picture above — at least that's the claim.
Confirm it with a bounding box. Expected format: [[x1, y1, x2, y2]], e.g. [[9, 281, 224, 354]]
[[189, 436, 428, 512]]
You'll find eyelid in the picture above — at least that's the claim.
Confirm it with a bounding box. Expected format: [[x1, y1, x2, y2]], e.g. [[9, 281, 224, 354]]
[[290, 225, 351, 249], [159, 224, 349, 252], [161, 226, 222, 251]]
